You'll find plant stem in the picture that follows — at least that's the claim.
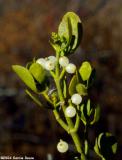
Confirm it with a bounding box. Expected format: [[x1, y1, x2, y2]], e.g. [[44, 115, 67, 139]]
[[84, 125, 89, 158], [25, 89, 43, 108], [59, 68, 66, 80], [71, 132, 86, 160], [54, 51, 86, 159], [70, 114, 80, 133], [55, 52, 74, 128], [53, 109, 69, 132], [43, 92, 53, 105]]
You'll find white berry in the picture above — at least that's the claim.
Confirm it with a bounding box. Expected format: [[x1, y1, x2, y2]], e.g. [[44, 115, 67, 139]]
[[65, 106, 76, 118], [48, 56, 56, 64], [71, 94, 82, 105], [57, 140, 69, 153], [36, 58, 46, 68], [45, 60, 55, 70], [59, 56, 69, 67], [66, 63, 76, 74]]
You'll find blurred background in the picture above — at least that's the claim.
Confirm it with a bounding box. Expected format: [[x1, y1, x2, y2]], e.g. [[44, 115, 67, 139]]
[[0, 0, 122, 159]]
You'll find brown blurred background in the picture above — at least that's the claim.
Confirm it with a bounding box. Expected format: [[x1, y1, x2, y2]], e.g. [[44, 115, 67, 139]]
[[0, 0, 122, 159]]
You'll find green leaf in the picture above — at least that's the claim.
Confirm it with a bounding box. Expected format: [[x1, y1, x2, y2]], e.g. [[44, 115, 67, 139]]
[[90, 104, 100, 125], [80, 104, 87, 125], [79, 61, 92, 81], [58, 12, 83, 54], [79, 99, 100, 126], [112, 142, 117, 154], [29, 63, 46, 83], [94, 133, 117, 159], [86, 99, 92, 116], [84, 140, 88, 155], [76, 83, 87, 96], [68, 75, 78, 96], [80, 102, 93, 125], [63, 80, 67, 98], [12, 65, 37, 92], [102, 133, 117, 155], [66, 12, 82, 51], [94, 138, 103, 158], [58, 14, 72, 46], [98, 133, 104, 149]]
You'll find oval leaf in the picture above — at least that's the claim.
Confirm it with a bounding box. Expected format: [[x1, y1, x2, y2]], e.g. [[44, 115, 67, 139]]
[[58, 12, 83, 54], [90, 104, 100, 125], [69, 75, 78, 96], [112, 142, 117, 154], [76, 83, 87, 96], [12, 65, 37, 92], [58, 14, 72, 46], [86, 99, 92, 116], [79, 61, 92, 81], [29, 63, 46, 83], [66, 12, 83, 51]]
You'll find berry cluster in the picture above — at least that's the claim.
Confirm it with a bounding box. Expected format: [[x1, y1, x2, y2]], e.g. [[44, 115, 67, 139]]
[[36, 55, 76, 74], [59, 56, 76, 74], [36, 56, 56, 70]]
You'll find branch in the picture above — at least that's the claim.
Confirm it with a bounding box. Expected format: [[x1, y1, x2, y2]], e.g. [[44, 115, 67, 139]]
[[69, 114, 80, 133], [25, 89, 43, 108], [53, 109, 69, 132]]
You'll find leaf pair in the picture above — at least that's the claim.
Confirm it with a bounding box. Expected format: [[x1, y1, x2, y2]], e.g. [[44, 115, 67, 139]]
[[57, 12, 83, 55], [80, 99, 100, 126], [68, 61, 93, 97], [12, 63, 46, 93], [94, 133, 117, 159], [69, 73, 87, 96]]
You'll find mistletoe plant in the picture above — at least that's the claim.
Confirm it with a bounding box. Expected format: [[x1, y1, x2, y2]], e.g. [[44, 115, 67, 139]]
[[12, 12, 117, 160]]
